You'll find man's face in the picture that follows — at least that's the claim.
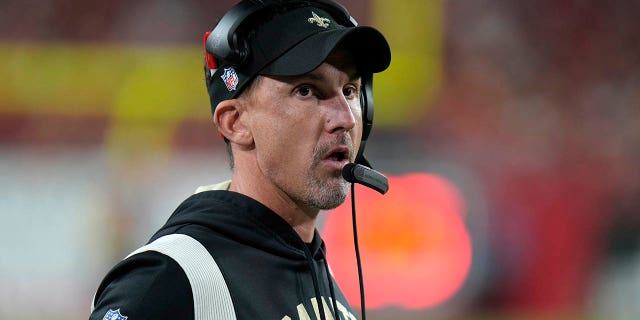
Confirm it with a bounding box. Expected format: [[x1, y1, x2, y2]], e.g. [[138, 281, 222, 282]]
[[244, 50, 362, 211]]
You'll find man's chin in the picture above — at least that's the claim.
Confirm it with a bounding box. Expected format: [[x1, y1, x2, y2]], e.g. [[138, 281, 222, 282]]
[[308, 180, 350, 210]]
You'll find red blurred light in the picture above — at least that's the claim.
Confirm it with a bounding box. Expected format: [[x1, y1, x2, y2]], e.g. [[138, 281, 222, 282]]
[[323, 173, 472, 310]]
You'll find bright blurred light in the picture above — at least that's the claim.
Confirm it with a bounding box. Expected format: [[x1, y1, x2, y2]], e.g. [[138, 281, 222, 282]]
[[323, 173, 472, 310]]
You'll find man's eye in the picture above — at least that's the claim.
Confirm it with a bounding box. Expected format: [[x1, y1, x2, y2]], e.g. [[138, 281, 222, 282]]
[[296, 86, 312, 97], [343, 86, 357, 98]]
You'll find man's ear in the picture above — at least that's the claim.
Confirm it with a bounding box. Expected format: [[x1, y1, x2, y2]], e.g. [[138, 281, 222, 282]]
[[213, 99, 253, 147]]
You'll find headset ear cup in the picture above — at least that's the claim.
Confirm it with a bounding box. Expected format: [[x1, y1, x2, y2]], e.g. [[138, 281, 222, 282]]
[[204, 32, 218, 70], [356, 73, 374, 165], [231, 32, 249, 66], [361, 74, 374, 141], [204, 31, 219, 88], [206, 0, 262, 66]]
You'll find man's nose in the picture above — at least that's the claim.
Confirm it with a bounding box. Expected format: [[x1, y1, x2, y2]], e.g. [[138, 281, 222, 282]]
[[325, 94, 357, 134]]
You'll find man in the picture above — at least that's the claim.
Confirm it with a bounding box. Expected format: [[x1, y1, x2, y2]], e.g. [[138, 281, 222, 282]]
[[90, 1, 390, 319]]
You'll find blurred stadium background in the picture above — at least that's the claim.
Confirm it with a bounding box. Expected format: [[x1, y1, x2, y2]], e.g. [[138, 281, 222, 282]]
[[1, 0, 639, 319]]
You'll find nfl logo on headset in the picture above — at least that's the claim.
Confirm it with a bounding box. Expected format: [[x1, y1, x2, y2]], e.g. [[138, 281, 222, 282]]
[[103, 309, 128, 320], [221, 67, 239, 91]]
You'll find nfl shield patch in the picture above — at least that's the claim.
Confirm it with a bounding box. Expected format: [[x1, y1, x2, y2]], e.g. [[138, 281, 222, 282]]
[[221, 67, 239, 91], [103, 308, 128, 320]]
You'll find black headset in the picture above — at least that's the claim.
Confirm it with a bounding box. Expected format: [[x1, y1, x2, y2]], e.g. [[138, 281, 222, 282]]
[[205, 0, 376, 167]]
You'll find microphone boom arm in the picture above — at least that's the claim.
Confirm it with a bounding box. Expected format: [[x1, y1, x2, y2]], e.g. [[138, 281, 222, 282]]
[[342, 163, 389, 194]]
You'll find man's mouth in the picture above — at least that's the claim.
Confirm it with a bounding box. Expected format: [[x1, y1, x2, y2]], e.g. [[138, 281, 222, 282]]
[[324, 146, 351, 164]]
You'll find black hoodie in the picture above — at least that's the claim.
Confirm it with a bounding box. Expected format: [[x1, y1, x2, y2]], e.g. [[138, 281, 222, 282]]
[[90, 185, 357, 320]]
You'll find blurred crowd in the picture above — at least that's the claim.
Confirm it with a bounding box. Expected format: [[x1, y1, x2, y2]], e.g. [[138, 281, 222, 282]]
[[425, 0, 640, 316]]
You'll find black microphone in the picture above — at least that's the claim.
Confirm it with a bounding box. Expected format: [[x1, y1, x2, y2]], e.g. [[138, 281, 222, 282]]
[[342, 163, 389, 194]]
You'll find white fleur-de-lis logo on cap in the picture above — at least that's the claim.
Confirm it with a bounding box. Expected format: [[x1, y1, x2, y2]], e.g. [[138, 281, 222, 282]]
[[308, 11, 330, 28]]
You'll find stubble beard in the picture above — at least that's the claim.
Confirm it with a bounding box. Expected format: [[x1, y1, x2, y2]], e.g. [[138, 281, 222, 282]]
[[302, 140, 352, 210]]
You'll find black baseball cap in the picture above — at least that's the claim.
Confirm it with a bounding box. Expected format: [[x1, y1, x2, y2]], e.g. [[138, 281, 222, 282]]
[[206, 5, 391, 112]]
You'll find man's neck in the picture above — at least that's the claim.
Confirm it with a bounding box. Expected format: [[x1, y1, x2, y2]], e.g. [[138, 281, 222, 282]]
[[229, 170, 319, 243]]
